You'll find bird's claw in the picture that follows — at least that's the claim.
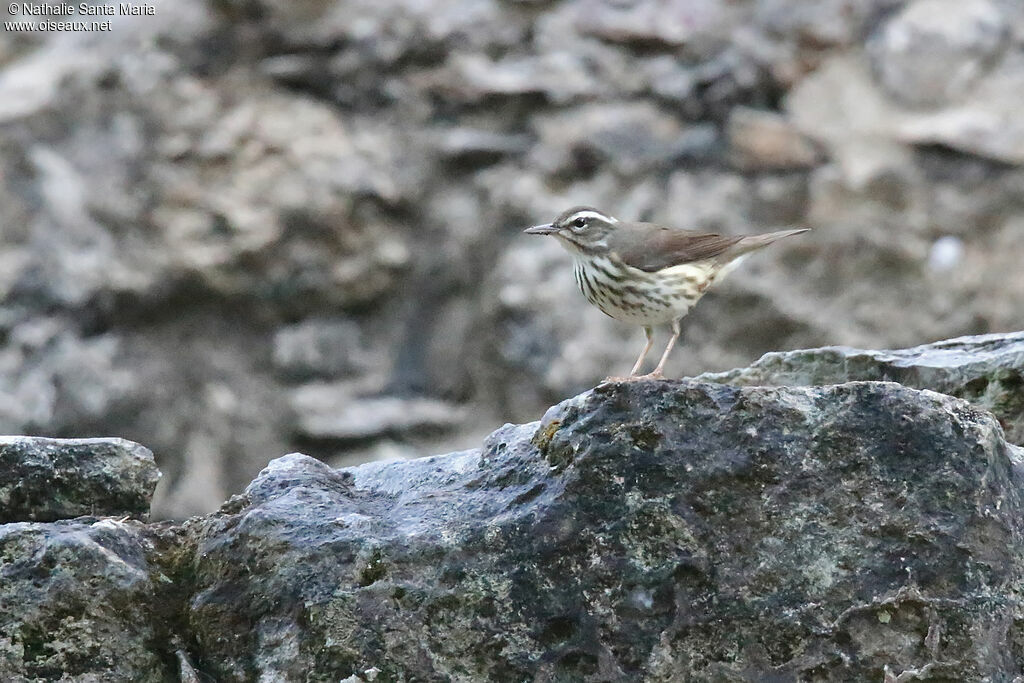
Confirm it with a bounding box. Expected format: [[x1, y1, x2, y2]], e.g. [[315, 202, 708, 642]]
[[636, 370, 665, 380]]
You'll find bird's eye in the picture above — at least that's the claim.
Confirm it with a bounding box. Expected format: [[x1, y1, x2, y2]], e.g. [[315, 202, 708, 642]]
[[573, 217, 587, 228]]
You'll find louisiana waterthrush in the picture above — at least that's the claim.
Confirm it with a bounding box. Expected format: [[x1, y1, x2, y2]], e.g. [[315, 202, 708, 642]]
[[525, 207, 808, 379]]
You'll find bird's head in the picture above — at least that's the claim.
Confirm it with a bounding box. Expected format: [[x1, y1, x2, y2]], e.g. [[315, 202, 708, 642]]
[[524, 206, 618, 255]]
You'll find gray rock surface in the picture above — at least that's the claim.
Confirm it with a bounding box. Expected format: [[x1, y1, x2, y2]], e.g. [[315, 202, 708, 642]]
[[0, 437, 159, 523], [289, 382, 467, 441], [726, 106, 822, 170], [867, 0, 1008, 108], [701, 331, 1024, 445], [3, 336, 1024, 679], [184, 380, 1024, 681], [0, 518, 169, 680], [4, 0, 1024, 518]]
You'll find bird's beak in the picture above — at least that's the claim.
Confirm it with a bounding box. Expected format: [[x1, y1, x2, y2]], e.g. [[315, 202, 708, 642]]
[[524, 223, 557, 235]]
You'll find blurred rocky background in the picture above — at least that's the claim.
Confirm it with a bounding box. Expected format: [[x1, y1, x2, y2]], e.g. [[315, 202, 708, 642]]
[[1, 0, 1022, 518]]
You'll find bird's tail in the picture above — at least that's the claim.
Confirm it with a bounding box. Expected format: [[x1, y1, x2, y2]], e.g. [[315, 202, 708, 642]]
[[710, 228, 809, 281], [729, 228, 810, 258]]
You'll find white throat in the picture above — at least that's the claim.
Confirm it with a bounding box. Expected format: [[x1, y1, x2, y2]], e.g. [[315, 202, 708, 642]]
[[557, 235, 608, 256]]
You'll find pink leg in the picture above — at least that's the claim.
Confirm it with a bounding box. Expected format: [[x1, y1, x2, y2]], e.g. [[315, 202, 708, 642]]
[[629, 326, 655, 376]]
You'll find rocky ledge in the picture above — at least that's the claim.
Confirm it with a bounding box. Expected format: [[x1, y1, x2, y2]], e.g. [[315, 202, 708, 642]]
[[2, 332, 1024, 681]]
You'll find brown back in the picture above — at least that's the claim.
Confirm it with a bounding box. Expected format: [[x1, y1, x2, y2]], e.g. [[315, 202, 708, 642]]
[[608, 223, 808, 272]]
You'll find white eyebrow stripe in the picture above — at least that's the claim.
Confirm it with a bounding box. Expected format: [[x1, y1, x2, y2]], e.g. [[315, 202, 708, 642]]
[[569, 210, 618, 223]]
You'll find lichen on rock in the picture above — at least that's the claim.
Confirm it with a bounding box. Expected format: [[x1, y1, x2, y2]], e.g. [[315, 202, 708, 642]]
[[0, 436, 159, 523], [3, 338, 1024, 679], [182, 379, 1024, 681]]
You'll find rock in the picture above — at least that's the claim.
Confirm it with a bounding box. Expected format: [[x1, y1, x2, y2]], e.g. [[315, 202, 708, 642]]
[[867, 0, 1008, 108], [663, 169, 753, 232], [0, 437, 159, 523], [0, 518, 168, 680], [786, 53, 911, 188], [748, 172, 811, 225], [288, 383, 467, 441], [236, 0, 526, 57], [153, 92, 415, 307], [894, 53, 1024, 164], [754, 0, 891, 50], [699, 331, 1024, 445], [789, 47, 1024, 170], [639, 56, 697, 101], [568, 0, 738, 52], [529, 102, 688, 176], [186, 380, 1024, 681], [429, 127, 532, 166], [0, 326, 137, 435], [435, 52, 602, 104], [726, 106, 821, 170], [119, 319, 294, 522], [272, 319, 373, 381]]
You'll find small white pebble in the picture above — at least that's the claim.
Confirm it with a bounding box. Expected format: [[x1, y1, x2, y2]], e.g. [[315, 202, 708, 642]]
[[377, 239, 410, 268], [928, 235, 964, 272]]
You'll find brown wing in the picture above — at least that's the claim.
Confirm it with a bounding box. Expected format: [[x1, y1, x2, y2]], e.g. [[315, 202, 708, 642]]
[[607, 222, 743, 272]]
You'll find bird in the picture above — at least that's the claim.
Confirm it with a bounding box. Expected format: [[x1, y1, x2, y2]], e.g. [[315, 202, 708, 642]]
[[524, 206, 809, 379]]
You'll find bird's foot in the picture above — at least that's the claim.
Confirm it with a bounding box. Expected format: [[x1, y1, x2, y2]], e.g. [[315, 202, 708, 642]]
[[635, 370, 666, 380]]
